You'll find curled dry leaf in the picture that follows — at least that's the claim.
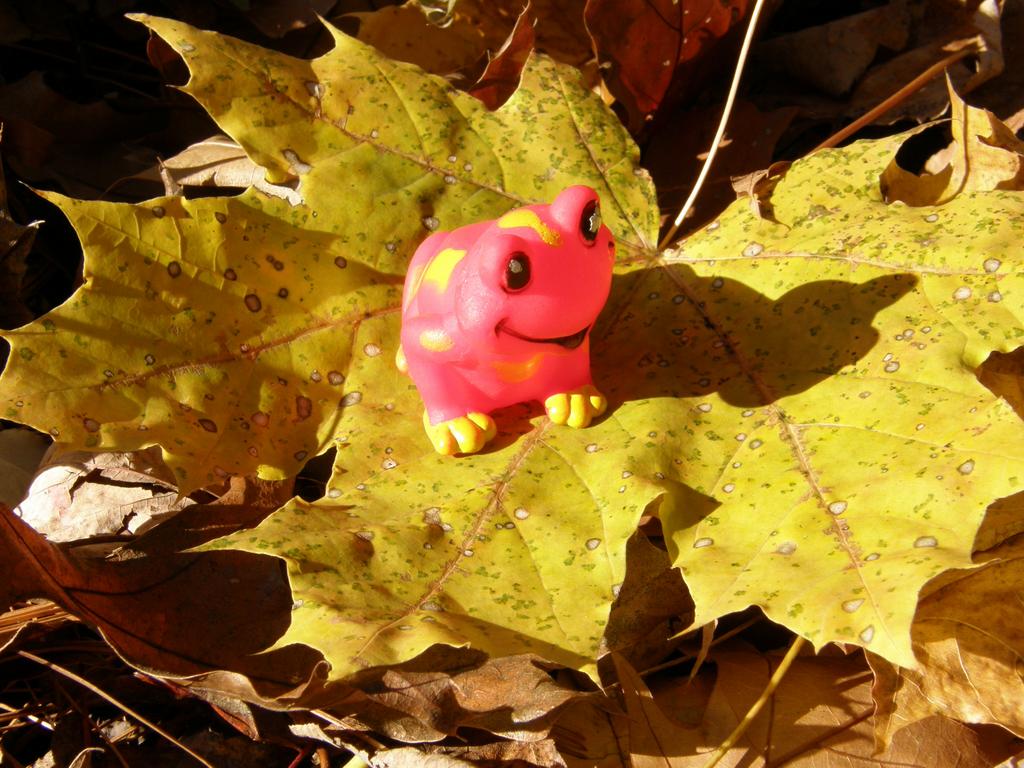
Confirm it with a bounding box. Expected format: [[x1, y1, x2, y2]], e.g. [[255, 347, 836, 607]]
[[134, 135, 303, 204], [346, 2, 508, 79], [750, 0, 1009, 127], [15, 446, 192, 541], [564, 644, 1014, 767], [882, 77, 1024, 206], [347, 0, 592, 86]]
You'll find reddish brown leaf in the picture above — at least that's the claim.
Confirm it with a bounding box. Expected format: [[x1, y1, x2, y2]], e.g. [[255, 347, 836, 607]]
[[585, 0, 749, 132], [645, 101, 796, 231], [0, 494, 325, 705], [470, 3, 537, 110]]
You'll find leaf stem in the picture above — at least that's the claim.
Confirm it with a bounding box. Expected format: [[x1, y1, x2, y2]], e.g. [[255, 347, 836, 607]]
[[659, 0, 768, 250], [700, 635, 807, 768], [17, 650, 217, 768], [811, 47, 974, 153]]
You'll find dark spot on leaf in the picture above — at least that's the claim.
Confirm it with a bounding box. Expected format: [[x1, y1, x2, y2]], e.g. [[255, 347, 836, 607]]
[[167, 261, 182, 278], [245, 294, 262, 312], [224, 268, 237, 281], [83, 418, 100, 433], [215, 212, 227, 224], [252, 411, 270, 427], [144, 354, 155, 365], [198, 418, 217, 433], [278, 288, 289, 298], [334, 256, 348, 269], [328, 371, 344, 385], [152, 206, 165, 218], [295, 396, 313, 420]]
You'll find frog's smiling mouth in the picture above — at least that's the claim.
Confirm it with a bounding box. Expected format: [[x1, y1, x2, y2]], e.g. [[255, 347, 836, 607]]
[[496, 320, 590, 350]]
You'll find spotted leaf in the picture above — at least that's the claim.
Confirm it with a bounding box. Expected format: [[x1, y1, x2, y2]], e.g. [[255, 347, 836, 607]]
[[205, 306, 658, 678], [0, 16, 655, 492], [653, 129, 1024, 666], [134, 14, 658, 269]]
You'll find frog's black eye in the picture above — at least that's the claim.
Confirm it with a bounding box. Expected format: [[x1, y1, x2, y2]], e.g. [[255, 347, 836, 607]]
[[580, 199, 601, 244], [504, 252, 531, 292]]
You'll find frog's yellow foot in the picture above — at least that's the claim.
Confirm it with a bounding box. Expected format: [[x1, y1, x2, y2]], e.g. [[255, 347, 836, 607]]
[[423, 411, 497, 455], [544, 385, 607, 428], [395, 344, 409, 374]]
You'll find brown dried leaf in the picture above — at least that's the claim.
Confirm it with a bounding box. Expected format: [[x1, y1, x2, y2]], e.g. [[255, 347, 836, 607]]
[[330, 651, 587, 744], [600, 531, 694, 673], [552, 697, 629, 768], [611, 653, 703, 767], [846, 0, 1006, 124], [973, 492, 1024, 555], [730, 160, 792, 224], [755, 3, 911, 97], [696, 645, 1014, 766], [369, 741, 565, 767], [869, 532, 1024, 746], [133, 135, 302, 203], [0, 428, 49, 509]]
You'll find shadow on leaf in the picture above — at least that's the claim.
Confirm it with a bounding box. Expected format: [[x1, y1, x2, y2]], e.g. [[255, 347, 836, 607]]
[[594, 265, 918, 408]]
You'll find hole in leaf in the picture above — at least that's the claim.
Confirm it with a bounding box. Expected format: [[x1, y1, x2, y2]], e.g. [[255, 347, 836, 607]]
[[294, 447, 336, 501], [890, 121, 953, 176]]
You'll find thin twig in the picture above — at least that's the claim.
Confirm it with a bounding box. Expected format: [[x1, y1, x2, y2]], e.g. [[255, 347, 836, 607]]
[[17, 651, 216, 768], [700, 636, 807, 768], [811, 47, 974, 153], [52, 678, 132, 768], [0, 742, 27, 768], [634, 615, 762, 679], [659, 0, 768, 250]]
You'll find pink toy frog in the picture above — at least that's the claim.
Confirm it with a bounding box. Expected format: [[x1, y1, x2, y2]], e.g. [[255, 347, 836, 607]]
[[396, 186, 615, 455]]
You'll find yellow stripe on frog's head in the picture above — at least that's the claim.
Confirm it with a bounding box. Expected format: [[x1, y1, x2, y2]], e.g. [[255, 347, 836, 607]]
[[498, 210, 562, 246], [421, 248, 466, 294]]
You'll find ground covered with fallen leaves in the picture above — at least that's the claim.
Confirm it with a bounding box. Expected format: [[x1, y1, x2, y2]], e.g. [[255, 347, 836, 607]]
[[2, 0, 1024, 766]]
